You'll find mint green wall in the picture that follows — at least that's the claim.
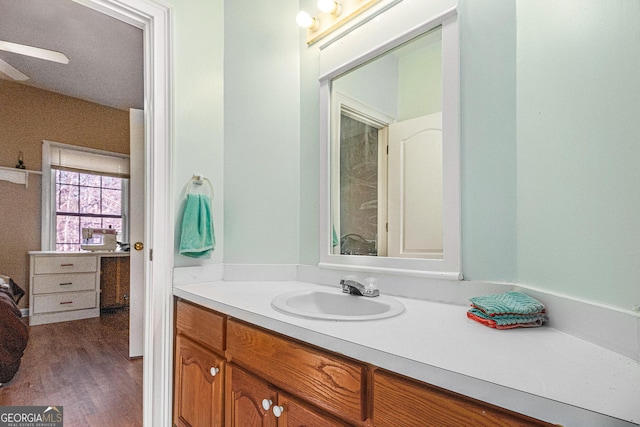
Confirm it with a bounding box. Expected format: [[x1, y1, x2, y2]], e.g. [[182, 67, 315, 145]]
[[458, 0, 518, 282], [223, 0, 301, 264], [170, 0, 302, 266], [398, 38, 442, 121], [169, 0, 225, 268], [299, 0, 321, 266], [516, 0, 640, 309], [332, 55, 399, 119], [168, 0, 639, 311], [333, 34, 443, 122]]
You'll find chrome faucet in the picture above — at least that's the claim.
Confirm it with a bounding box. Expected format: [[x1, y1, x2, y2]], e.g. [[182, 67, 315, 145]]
[[340, 277, 379, 297]]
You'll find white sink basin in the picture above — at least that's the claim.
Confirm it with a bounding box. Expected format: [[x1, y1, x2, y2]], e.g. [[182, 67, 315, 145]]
[[271, 289, 405, 321]]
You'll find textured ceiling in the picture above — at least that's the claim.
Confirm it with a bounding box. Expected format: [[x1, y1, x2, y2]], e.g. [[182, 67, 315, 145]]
[[0, 0, 143, 110]]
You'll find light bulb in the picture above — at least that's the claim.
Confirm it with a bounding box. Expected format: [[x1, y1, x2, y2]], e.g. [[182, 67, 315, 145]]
[[318, 0, 340, 15], [296, 11, 318, 30]]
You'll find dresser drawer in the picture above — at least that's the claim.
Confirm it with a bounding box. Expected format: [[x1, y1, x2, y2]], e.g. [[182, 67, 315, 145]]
[[175, 299, 226, 353], [32, 291, 97, 314], [226, 319, 366, 424], [33, 255, 97, 275], [373, 369, 553, 426], [32, 273, 96, 295]]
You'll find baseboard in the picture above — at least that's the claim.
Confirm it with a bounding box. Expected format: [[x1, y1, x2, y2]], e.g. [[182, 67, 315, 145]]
[[223, 264, 298, 281], [173, 264, 298, 283], [173, 264, 224, 285], [515, 284, 640, 361], [21, 308, 29, 317]]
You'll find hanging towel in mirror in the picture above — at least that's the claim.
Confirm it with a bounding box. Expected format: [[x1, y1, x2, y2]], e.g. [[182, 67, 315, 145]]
[[179, 194, 215, 258]]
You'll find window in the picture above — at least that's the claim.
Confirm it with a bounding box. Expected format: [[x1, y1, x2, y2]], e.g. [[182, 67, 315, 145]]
[[55, 170, 127, 251], [41, 141, 130, 251]]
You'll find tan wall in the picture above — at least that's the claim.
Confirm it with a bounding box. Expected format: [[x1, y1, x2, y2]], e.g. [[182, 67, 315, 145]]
[[0, 81, 130, 309]]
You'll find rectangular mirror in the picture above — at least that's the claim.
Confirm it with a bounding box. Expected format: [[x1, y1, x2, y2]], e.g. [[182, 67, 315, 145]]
[[319, 2, 461, 278], [331, 28, 443, 259]]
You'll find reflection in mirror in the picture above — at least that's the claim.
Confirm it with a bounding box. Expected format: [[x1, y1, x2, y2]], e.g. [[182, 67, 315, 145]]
[[331, 27, 443, 259]]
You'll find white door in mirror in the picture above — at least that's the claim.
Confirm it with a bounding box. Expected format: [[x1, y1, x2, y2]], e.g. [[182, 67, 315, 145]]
[[388, 112, 443, 259]]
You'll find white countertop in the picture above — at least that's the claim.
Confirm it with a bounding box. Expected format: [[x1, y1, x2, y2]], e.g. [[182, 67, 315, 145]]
[[174, 280, 640, 426]]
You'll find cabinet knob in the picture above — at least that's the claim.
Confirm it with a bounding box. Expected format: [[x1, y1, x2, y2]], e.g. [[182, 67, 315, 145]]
[[209, 367, 219, 377], [272, 405, 284, 418], [134, 241, 144, 251], [261, 399, 272, 411]]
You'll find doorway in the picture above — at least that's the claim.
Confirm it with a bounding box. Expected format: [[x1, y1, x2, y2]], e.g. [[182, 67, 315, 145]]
[[0, 0, 173, 425], [76, 2, 174, 426]]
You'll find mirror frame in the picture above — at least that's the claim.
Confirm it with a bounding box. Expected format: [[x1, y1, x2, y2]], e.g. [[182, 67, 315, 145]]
[[318, 0, 461, 279]]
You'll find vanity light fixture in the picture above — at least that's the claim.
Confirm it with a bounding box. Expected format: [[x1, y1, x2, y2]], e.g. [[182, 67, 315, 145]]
[[296, 10, 319, 31], [317, 0, 342, 15], [297, 0, 382, 45], [297, 0, 342, 32]]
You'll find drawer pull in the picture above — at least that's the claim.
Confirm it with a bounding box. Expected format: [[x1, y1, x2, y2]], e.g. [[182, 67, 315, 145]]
[[60, 301, 73, 305], [59, 282, 73, 286], [262, 399, 284, 417], [60, 263, 74, 267], [272, 405, 284, 418]]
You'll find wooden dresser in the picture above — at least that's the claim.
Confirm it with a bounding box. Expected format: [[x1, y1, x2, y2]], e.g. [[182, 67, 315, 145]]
[[28, 251, 130, 325]]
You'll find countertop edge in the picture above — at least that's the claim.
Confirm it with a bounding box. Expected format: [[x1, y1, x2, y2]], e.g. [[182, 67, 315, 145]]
[[28, 250, 130, 257]]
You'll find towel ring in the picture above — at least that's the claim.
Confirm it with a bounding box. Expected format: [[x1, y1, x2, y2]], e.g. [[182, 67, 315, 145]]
[[186, 174, 214, 199]]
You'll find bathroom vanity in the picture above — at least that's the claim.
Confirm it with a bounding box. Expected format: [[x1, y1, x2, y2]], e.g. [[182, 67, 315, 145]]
[[174, 297, 552, 427], [173, 281, 638, 426]]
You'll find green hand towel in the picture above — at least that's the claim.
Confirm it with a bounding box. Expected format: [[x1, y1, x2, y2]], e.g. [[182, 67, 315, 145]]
[[179, 194, 215, 258], [470, 291, 545, 316]]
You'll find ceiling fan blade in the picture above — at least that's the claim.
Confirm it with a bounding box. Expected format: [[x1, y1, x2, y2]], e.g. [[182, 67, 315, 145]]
[[0, 58, 29, 81], [0, 40, 69, 64]]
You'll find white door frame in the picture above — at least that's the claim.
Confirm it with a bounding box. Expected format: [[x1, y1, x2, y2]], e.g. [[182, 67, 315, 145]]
[[72, 1, 173, 426]]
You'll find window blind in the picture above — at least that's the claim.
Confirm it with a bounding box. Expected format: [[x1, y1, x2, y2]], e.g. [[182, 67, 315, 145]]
[[49, 145, 130, 178]]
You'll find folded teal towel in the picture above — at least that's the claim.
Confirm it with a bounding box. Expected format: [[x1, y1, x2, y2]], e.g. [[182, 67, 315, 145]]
[[470, 291, 545, 316], [179, 194, 215, 258]]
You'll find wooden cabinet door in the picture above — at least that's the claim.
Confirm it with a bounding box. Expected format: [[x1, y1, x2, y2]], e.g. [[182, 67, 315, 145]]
[[118, 256, 130, 304], [226, 364, 277, 427], [100, 257, 130, 308], [174, 335, 225, 427], [278, 392, 352, 427]]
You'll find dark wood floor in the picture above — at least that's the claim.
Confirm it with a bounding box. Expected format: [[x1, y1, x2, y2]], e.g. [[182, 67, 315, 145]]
[[0, 308, 143, 426]]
